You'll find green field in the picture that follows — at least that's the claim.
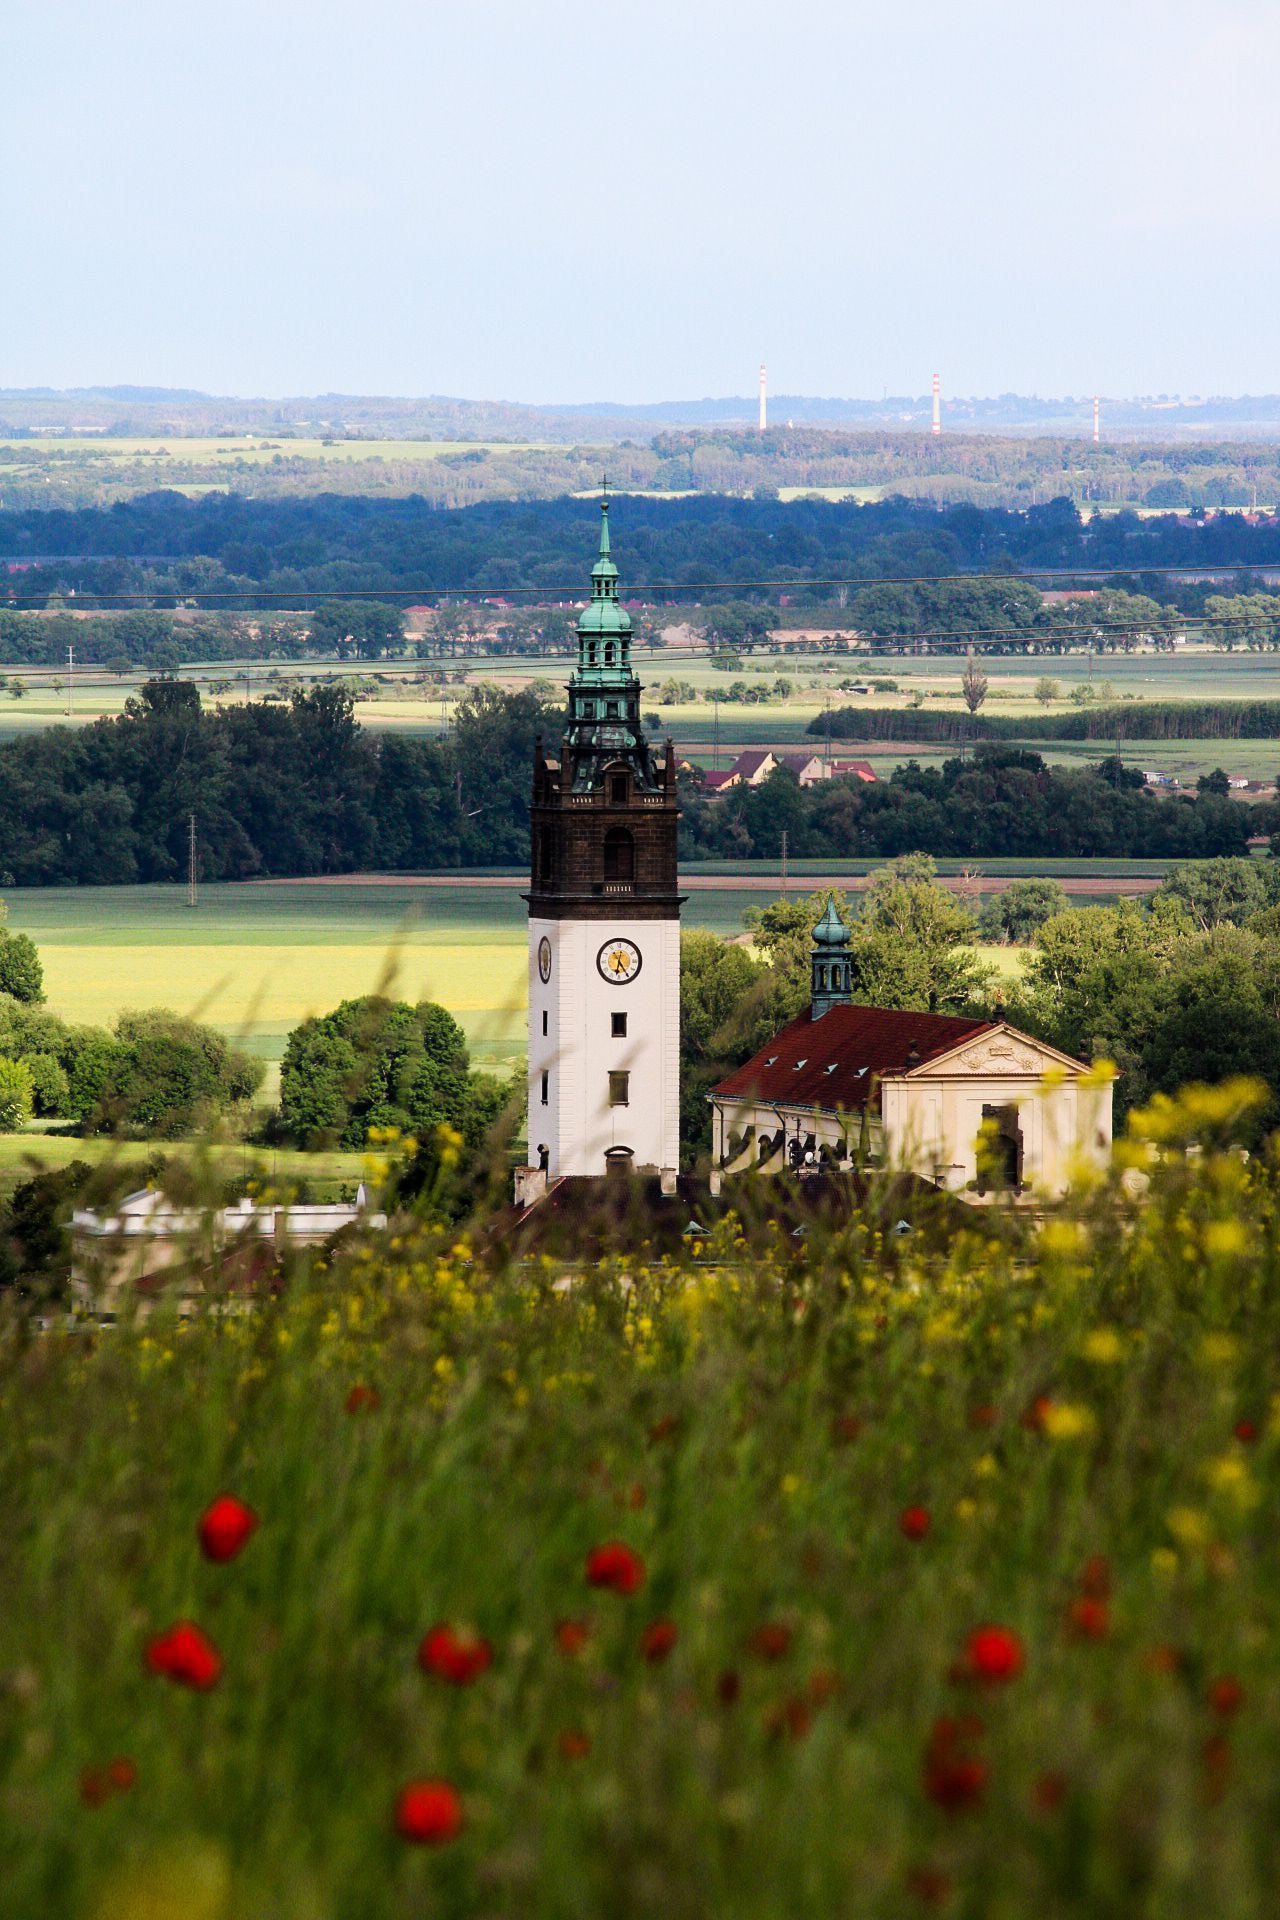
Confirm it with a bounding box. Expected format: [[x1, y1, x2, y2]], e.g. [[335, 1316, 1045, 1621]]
[[1, 881, 774, 1090], [0, 435, 549, 470]]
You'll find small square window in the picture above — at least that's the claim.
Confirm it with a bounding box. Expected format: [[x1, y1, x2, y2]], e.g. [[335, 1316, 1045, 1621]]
[[607, 701, 619, 718], [540, 1070, 549, 1106], [611, 1011, 627, 1038], [608, 1070, 630, 1107]]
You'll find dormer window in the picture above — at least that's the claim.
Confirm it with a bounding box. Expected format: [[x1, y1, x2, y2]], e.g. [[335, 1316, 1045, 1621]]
[[793, 1059, 807, 1070], [765, 1056, 778, 1067], [824, 1064, 838, 1075]]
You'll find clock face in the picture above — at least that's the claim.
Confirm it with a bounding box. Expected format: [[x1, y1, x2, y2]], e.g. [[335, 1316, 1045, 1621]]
[[598, 937, 642, 985], [537, 936, 552, 983]]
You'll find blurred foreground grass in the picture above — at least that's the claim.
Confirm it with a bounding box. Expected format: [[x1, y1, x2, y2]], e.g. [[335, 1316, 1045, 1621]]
[[3, 1084, 1280, 1917]]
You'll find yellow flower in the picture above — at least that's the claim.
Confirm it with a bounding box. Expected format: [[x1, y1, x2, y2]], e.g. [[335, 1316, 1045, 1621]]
[[1151, 1547, 1178, 1578], [1081, 1327, 1123, 1365], [955, 1497, 977, 1523], [1167, 1506, 1211, 1550], [1040, 1401, 1096, 1442], [1203, 1220, 1248, 1258]]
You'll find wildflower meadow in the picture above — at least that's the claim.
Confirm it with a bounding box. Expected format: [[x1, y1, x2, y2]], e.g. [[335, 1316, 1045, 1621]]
[[4, 1082, 1280, 1917]]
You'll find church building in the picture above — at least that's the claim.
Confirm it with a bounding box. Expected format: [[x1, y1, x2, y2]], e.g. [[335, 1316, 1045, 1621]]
[[709, 901, 1113, 1199], [518, 499, 681, 1198]]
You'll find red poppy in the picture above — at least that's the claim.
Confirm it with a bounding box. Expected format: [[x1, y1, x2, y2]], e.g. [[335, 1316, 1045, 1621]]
[[969, 1405, 997, 1430], [555, 1618, 590, 1656], [1146, 1643, 1182, 1676], [716, 1668, 741, 1707], [395, 1778, 463, 1845], [1208, 1675, 1244, 1718], [965, 1625, 1024, 1684], [900, 1506, 931, 1542], [106, 1756, 137, 1794], [1067, 1596, 1110, 1641], [557, 1728, 592, 1760], [749, 1621, 793, 1662], [585, 1541, 645, 1595], [346, 1383, 380, 1415], [198, 1495, 259, 1564], [640, 1619, 678, 1662], [1202, 1734, 1231, 1806], [766, 1696, 812, 1742], [1080, 1555, 1111, 1598], [924, 1751, 987, 1812], [906, 1866, 953, 1906], [1033, 1771, 1068, 1812], [833, 1414, 863, 1444], [808, 1666, 839, 1705], [649, 1415, 678, 1444], [145, 1620, 222, 1691], [79, 1768, 109, 1808], [1022, 1395, 1053, 1432], [417, 1624, 493, 1686], [1235, 1417, 1257, 1444]]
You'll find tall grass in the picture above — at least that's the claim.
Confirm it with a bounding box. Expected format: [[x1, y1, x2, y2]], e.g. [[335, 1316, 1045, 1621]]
[[3, 1087, 1280, 1917]]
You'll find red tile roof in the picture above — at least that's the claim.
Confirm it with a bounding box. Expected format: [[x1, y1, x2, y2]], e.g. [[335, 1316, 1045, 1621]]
[[703, 770, 734, 790], [711, 1004, 994, 1111], [832, 759, 877, 783]]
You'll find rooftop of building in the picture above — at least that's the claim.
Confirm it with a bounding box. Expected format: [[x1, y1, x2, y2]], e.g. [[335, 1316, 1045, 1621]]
[[711, 1004, 999, 1111]]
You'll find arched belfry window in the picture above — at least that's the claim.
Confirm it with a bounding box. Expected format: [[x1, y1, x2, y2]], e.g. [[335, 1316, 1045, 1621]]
[[603, 826, 634, 884], [605, 643, 615, 665]]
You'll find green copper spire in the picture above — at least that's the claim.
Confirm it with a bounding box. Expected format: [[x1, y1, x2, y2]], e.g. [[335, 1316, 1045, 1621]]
[[562, 494, 656, 792], [810, 896, 852, 1018]]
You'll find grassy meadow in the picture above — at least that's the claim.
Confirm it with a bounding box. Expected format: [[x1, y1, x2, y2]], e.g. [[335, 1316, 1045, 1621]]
[[3, 1082, 1280, 1916]]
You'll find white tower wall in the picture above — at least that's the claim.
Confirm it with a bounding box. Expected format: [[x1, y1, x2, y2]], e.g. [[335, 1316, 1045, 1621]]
[[527, 915, 680, 1177]]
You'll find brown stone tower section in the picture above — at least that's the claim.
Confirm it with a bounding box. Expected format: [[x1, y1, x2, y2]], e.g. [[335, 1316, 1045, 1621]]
[[528, 740, 680, 921]]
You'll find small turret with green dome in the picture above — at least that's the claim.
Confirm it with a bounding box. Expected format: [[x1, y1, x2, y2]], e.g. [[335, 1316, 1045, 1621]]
[[810, 896, 853, 1018], [564, 493, 657, 792]]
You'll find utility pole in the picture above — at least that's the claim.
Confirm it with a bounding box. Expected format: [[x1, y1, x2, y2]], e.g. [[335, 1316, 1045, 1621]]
[[66, 645, 73, 718], [823, 693, 831, 776], [712, 694, 720, 771], [244, 661, 251, 706], [781, 829, 789, 895], [188, 814, 198, 909]]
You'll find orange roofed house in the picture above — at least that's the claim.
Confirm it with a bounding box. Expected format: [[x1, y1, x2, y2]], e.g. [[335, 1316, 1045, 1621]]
[[709, 902, 1112, 1200]]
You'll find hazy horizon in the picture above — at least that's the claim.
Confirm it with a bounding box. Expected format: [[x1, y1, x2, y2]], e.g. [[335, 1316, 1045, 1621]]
[[5, 0, 1279, 402]]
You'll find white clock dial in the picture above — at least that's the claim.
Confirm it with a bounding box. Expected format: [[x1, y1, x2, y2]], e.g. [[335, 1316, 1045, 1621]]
[[597, 937, 642, 985], [538, 936, 552, 983]]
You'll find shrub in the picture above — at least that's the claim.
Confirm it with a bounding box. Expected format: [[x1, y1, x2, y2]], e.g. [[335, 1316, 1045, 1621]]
[[0, 932, 43, 1005], [0, 1057, 34, 1131], [20, 1051, 69, 1117]]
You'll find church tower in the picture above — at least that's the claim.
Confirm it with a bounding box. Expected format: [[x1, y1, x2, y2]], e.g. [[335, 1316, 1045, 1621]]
[[523, 498, 681, 1185]]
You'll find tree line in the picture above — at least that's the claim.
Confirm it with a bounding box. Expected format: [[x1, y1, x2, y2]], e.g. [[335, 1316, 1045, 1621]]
[[7, 493, 1280, 616], [816, 699, 1280, 744], [681, 748, 1266, 863]]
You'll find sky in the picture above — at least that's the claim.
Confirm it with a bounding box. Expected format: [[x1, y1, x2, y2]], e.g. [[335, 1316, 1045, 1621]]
[[3, 0, 1279, 404]]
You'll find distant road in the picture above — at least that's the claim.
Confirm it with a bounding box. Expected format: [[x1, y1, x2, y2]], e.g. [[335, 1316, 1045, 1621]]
[[259, 871, 1161, 897]]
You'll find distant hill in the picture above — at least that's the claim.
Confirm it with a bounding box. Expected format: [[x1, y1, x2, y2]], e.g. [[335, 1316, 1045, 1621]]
[[6, 387, 1280, 442]]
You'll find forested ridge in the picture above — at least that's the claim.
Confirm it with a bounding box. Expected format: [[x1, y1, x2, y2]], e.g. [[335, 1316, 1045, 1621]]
[[0, 680, 1263, 885], [5, 493, 1280, 611]]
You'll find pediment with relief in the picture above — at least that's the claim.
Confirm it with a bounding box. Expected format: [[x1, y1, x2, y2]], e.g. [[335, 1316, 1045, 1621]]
[[933, 1036, 1052, 1076]]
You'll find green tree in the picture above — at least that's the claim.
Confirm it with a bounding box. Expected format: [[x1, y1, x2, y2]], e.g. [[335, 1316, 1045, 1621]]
[[1154, 857, 1280, 931], [961, 652, 988, 716], [309, 600, 406, 660], [1034, 677, 1061, 706], [977, 879, 1069, 945], [279, 996, 475, 1150], [679, 930, 794, 1160], [0, 932, 43, 1004]]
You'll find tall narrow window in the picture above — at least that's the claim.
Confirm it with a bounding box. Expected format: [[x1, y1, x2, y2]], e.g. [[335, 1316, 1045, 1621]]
[[540, 1071, 549, 1106], [603, 826, 634, 883], [611, 773, 627, 804], [542, 1010, 548, 1036], [608, 1070, 630, 1107], [611, 1011, 627, 1038]]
